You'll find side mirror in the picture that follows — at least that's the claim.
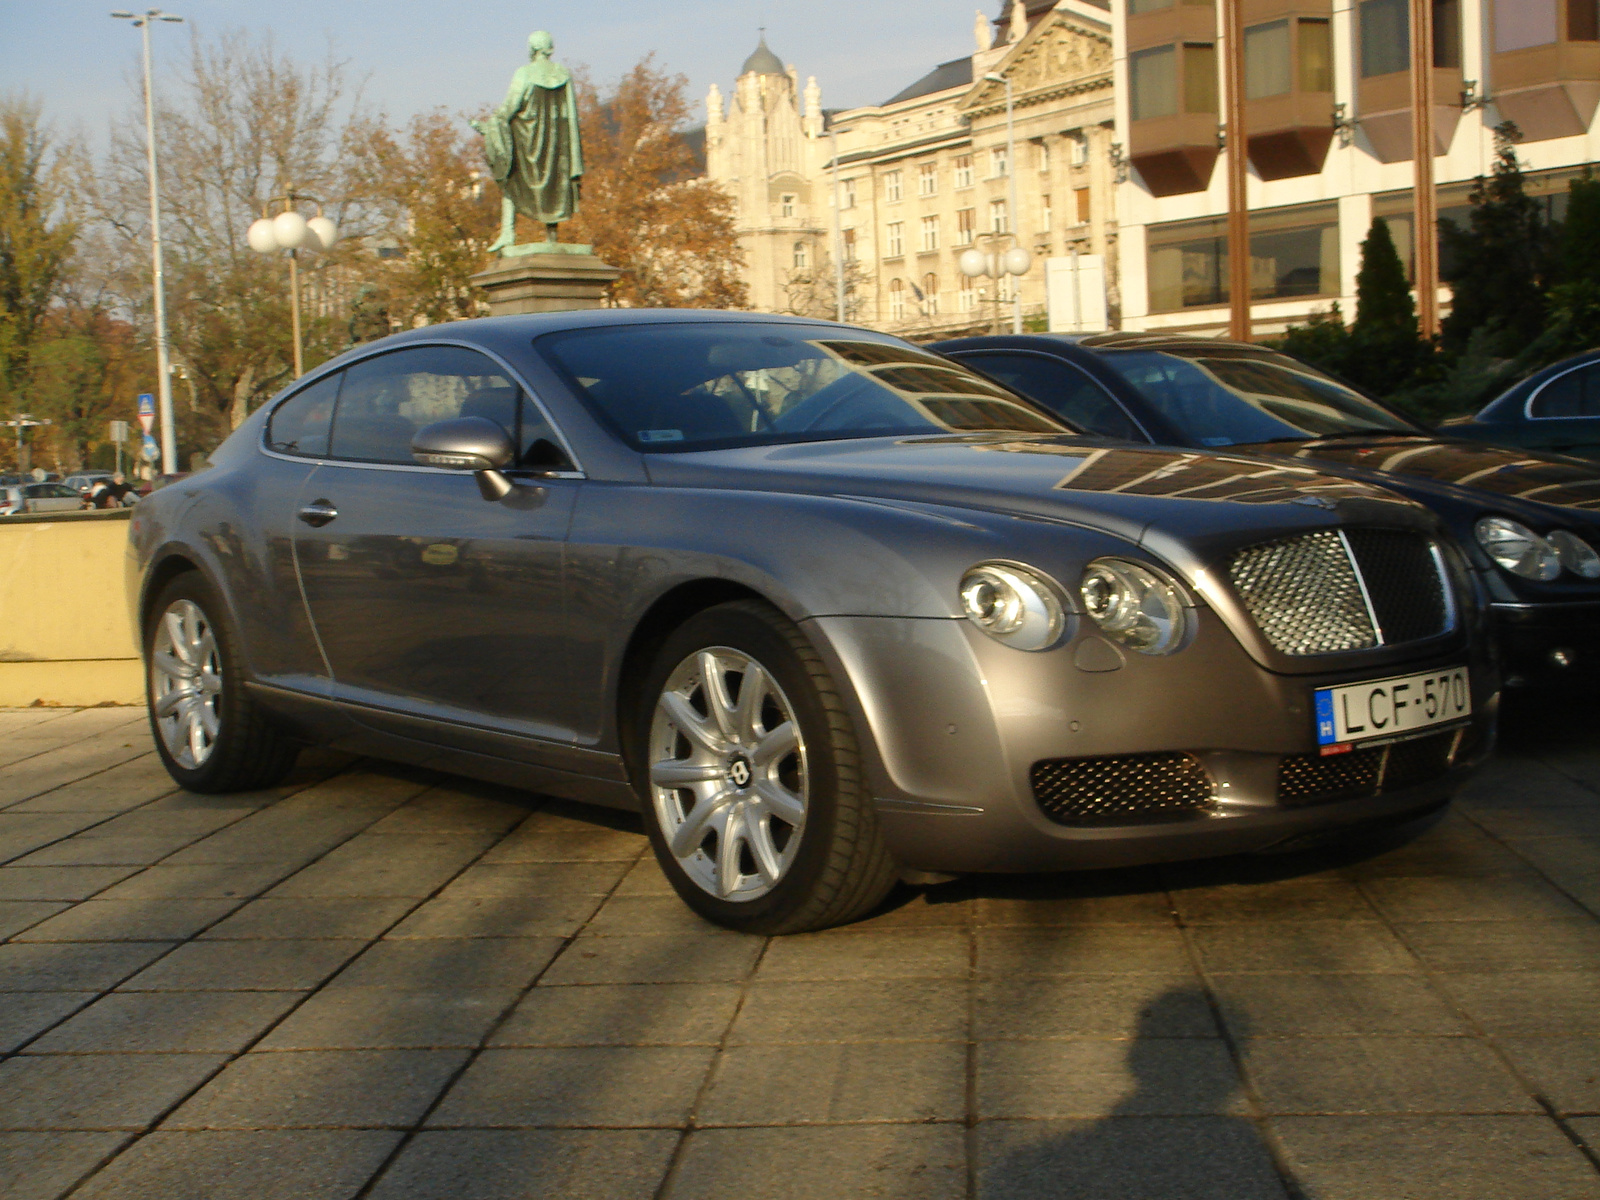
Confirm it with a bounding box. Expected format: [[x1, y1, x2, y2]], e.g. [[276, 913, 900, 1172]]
[[413, 417, 517, 501]]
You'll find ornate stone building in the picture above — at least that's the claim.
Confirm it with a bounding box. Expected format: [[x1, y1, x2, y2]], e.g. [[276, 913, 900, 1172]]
[[706, 1, 1118, 338]]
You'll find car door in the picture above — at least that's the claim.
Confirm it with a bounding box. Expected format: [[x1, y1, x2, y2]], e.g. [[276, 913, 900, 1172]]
[[950, 350, 1149, 441], [1525, 360, 1600, 460], [27, 484, 84, 512], [292, 342, 582, 758]]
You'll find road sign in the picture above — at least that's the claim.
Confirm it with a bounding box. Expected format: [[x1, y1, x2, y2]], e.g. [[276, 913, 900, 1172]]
[[109, 420, 130, 443], [141, 434, 159, 463], [137, 393, 156, 436]]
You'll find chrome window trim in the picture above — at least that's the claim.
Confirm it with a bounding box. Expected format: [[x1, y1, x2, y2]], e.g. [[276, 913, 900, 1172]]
[[1523, 358, 1600, 422], [950, 348, 1156, 442], [1428, 540, 1461, 634], [259, 338, 587, 476]]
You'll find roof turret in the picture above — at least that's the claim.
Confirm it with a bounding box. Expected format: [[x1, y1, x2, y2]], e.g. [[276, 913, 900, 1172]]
[[741, 35, 785, 77]]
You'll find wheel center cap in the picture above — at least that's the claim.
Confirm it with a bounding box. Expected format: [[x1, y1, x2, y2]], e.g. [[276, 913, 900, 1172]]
[[727, 755, 753, 789]]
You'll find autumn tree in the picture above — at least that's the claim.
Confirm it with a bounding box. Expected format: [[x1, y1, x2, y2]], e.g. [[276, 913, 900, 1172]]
[[564, 58, 746, 309], [0, 95, 79, 430], [92, 29, 374, 447]]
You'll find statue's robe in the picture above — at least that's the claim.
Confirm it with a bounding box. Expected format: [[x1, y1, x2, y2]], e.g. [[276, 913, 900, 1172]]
[[484, 57, 583, 226]]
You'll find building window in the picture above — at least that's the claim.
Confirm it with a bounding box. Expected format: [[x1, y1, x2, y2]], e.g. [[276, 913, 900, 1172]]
[[956, 208, 976, 246], [793, 241, 809, 270], [990, 199, 1009, 234], [885, 170, 903, 202], [918, 163, 938, 196], [920, 215, 940, 252], [1037, 141, 1051, 173], [1074, 187, 1091, 224], [885, 221, 905, 257], [890, 278, 906, 320], [1494, 0, 1557, 51], [1184, 43, 1218, 113], [1130, 44, 1178, 120], [842, 178, 857, 209], [954, 155, 974, 188], [1299, 19, 1333, 90], [1360, 0, 1409, 75], [958, 274, 977, 312], [990, 147, 1009, 178], [1068, 131, 1089, 165], [1145, 203, 1340, 313], [1245, 21, 1291, 99], [1571, 0, 1599, 41], [921, 274, 940, 316], [1433, 0, 1462, 65], [843, 228, 857, 261], [780, 194, 796, 217], [1042, 194, 1053, 231]]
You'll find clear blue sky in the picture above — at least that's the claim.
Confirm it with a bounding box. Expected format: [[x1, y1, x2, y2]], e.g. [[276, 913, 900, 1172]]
[[3, 1, 992, 141]]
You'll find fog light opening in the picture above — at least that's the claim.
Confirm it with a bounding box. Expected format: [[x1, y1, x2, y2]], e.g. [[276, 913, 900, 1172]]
[[1549, 648, 1574, 669]]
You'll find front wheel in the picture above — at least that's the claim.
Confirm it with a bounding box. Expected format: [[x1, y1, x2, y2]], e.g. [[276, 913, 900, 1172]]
[[145, 572, 299, 793], [634, 600, 897, 934]]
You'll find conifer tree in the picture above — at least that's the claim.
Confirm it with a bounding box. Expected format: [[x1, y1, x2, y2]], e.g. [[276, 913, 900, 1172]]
[[1352, 217, 1417, 343], [1542, 171, 1600, 356]]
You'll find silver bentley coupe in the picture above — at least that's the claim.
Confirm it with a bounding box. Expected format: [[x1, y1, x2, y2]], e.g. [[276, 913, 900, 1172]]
[[129, 311, 1496, 933]]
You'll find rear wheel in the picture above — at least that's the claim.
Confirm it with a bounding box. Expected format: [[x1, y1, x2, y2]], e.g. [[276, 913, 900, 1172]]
[[635, 600, 896, 934], [144, 572, 298, 793]]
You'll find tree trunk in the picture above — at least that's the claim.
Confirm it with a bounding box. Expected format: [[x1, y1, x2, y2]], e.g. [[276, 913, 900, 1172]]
[[229, 364, 257, 431]]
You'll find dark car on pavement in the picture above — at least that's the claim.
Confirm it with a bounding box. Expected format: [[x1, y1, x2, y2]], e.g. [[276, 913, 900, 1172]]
[[1439, 348, 1600, 462], [130, 311, 1494, 933], [935, 332, 1600, 692]]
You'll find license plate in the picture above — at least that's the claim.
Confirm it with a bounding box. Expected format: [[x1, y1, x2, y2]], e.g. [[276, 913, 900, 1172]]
[[1315, 667, 1471, 747]]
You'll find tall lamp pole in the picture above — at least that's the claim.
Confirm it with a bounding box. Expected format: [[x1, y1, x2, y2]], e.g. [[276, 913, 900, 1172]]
[[984, 72, 1025, 333], [111, 8, 183, 476], [1410, 0, 1440, 339], [1220, 0, 1251, 342], [247, 189, 340, 378], [830, 128, 846, 324]]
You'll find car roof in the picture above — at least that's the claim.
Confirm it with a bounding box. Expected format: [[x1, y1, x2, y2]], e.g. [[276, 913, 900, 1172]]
[[939, 331, 1259, 355]]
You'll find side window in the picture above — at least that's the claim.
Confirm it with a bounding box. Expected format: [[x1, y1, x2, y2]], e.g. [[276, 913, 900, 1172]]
[[329, 345, 526, 465], [1531, 363, 1600, 419], [517, 393, 567, 468], [267, 371, 342, 457], [961, 352, 1144, 440]]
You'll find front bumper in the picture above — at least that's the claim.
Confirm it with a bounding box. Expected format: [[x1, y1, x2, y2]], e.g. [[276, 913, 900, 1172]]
[[809, 613, 1497, 875], [1491, 601, 1600, 690]]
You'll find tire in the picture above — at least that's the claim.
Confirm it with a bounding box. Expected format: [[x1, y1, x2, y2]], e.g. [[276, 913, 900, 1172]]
[[633, 599, 897, 934], [144, 571, 299, 793]]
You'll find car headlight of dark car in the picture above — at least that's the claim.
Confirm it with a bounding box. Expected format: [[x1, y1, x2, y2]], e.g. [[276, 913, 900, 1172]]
[[1079, 558, 1190, 655], [1475, 516, 1561, 580], [959, 562, 1067, 651], [1548, 529, 1600, 579]]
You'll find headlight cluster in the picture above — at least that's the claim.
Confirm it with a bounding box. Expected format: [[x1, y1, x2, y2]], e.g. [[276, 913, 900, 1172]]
[[1474, 517, 1600, 580], [958, 557, 1190, 654]]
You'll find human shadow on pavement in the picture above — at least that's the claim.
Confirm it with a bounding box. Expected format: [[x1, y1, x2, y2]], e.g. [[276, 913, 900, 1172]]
[[979, 986, 1295, 1200]]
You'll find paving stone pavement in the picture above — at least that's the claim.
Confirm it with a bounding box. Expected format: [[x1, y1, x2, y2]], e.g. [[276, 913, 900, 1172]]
[[2, 700, 1600, 1199]]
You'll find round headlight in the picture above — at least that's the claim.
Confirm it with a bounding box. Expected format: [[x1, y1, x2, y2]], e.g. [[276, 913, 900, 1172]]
[[1080, 558, 1189, 655], [1549, 529, 1600, 579], [1474, 516, 1560, 581], [959, 563, 1066, 651]]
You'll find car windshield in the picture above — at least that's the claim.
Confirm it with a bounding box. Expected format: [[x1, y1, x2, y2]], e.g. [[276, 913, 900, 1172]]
[[537, 322, 1072, 451], [1102, 348, 1418, 446]]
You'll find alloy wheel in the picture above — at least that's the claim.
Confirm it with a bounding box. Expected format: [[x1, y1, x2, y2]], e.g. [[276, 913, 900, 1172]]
[[648, 646, 808, 900], [149, 598, 223, 770]]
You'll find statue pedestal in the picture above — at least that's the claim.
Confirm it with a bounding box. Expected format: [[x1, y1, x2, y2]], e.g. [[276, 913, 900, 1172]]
[[470, 250, 622, 316]]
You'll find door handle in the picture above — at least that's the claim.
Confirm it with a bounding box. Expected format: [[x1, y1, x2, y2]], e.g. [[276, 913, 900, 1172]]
[[297, 500, 338, 527]]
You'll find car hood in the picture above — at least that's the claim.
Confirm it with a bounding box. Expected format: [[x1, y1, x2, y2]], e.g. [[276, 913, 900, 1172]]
[[643, 434, 1433, 548], [1235, 435, 1600, 519]]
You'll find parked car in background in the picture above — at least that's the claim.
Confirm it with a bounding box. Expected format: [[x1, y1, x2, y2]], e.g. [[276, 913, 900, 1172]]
[[63, 471, 116, 495], [1439, 348, 1600, 462], [0, 482, 86, 516], [935, 332, 1600, 691], [130, 311, 1495, 933]]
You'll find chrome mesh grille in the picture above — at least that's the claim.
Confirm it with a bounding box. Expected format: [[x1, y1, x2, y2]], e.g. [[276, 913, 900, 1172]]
[[1277, 729, 1461, 808], [1228, 531, 1376, 655], [1030, 753, 1215, 826]]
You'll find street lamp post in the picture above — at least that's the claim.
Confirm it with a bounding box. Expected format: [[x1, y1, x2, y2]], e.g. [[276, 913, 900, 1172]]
[[983, 72, 1026, 334], [958, 236, 1034, 334], [111, 8, 183, 477], [2, 415, 53, 478], [830, 128, 846, 324], [247, 189, 340, 378]]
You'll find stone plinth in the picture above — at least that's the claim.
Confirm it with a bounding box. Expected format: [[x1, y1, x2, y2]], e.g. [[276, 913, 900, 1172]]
[[470, 249, 622, 316]]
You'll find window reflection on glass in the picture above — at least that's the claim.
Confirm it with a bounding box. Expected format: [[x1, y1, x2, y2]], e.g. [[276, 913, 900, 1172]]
[[1360, 0, 1409, 76], [1494, 0, 1557, 51], [1299, 19, 1333, 91], [1104, 350, 1415, 445], [1183, 43, 1218, 112], [1145, 206, 1339, 313], [1572, 0, 1600, 40], [1432, 0, 1462, 66], [1245, 21, 1291, 99], [1130, 44, 1178, 120]]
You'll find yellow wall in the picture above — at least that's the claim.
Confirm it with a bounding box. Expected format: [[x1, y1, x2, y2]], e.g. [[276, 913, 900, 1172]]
[[0, 512, 142, 707]]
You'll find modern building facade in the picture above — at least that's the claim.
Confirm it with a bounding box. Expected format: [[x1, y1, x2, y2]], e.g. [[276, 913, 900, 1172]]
[[1113, 0, 1600, 336], [706, 1, 1119, 338]]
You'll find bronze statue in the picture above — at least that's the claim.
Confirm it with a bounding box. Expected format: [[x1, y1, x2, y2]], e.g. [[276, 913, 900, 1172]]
[[473, 31, 585, 254]]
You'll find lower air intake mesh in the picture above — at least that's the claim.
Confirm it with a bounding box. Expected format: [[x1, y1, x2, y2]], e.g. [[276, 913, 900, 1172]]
[[1229, 531, 1377, 655], [1277, 729, 1461, 808], [1030, 753, 1215, 826]]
